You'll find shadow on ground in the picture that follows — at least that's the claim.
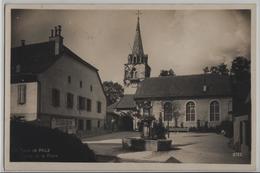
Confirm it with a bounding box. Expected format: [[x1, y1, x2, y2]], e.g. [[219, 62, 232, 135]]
[[96, 154, 182, 163], [83, 131, 140, 142], [173, 142, 197, 148], [183, 134, 209, 137]]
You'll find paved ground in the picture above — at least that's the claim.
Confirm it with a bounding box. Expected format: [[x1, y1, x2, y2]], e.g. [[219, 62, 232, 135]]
[[82, 131, 250, 164]]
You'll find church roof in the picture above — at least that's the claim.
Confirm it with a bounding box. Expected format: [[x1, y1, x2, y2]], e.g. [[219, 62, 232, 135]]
[[107, 101, 119, 113], [115, 94, 137, 110], [132, 16, 144, 56], [135, 74, 232, 100]]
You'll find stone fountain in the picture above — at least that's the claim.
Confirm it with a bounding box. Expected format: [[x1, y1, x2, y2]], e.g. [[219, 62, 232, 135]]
[[122, 114, 172, 152]]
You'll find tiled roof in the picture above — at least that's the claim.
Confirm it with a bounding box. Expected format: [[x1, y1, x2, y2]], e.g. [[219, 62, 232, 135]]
[[11, 41, 98, 83], [107, 101, 119, 113], [115, 94, 136, 110], [135, 74, 232, 100], [11, 41, 57, 75]]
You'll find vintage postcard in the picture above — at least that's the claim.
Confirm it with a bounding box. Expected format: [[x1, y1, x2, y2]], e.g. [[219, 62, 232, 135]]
[[4, 3, 257, 172]]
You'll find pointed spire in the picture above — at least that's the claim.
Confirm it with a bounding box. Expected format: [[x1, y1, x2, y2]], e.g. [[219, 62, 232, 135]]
[[132, 11, 144, 56]]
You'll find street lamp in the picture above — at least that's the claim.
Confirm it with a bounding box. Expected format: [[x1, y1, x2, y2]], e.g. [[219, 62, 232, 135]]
[[143, 101, 152, 139], [164, 102, 173, 139]]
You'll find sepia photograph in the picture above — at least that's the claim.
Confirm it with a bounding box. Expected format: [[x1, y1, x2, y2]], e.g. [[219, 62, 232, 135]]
[[4, 3, 257, 171]]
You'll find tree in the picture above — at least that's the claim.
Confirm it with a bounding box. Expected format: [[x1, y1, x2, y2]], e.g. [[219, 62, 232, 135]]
[[231, 56, 250, 81], [217, 63, 229, 76], [203, 67, 210, 74], [210, 66, 218, 74], [159, 68, 176, 77], [102, 81, 124, 106], [203, 63, 229, 76]]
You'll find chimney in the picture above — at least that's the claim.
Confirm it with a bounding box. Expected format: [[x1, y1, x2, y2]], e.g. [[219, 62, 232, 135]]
[[203, 85, 207, 92], [21, 40, 25, 46], [202, 73, 207, 92], [49, 25, 63, 55]]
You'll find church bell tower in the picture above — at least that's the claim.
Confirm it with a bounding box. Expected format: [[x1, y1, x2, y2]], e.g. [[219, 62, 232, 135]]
[[124, 12, 151, 94]]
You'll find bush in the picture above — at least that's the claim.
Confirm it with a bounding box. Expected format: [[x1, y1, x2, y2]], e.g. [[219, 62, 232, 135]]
[[10, 120, 96, 162], [153, 122, 167, 139], [188, 126, 217, 133], [216, 120, 233, 138]]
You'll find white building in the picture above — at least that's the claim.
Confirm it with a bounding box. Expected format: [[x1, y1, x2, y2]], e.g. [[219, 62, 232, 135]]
[[11, 26, 106, 136], [134, 74, 233, 128]]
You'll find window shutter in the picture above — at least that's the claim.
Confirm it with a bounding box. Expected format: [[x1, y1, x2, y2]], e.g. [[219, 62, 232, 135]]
[[77, 96, 80, 110]]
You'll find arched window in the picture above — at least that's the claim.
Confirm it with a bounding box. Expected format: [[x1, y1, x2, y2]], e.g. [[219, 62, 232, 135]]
[[137, 56, 140, 63], [210, 101, 220, 121], [131, 68, 137, 78], [128, 56, 131, 64], [134, 71, 138, 78], [186, 101, 195, 121], [164, 102, 173, 121], [134, 56, 137, 64]]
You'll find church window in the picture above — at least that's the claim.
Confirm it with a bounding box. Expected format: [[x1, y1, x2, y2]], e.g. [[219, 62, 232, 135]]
[[128, 56, 131, 64], [137, 56, 140, 63], [134, 71, 138, 78], [210, 101, 220, 121], [131, 68, 136, 78], [186, 101, 195, 121]]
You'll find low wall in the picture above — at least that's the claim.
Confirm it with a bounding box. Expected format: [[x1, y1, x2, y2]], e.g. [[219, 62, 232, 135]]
[[122, 137, 172, 151]]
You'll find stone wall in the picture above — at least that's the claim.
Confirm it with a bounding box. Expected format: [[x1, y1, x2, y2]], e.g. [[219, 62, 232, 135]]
[[148, 97, 232, 128], [38, 54, 107, 123]]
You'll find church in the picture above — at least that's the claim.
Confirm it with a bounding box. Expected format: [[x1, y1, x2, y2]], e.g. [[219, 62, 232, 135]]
[[114, 13, 233, 129]]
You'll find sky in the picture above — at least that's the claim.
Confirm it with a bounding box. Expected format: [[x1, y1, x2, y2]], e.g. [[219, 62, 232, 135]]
[[11, 9, 251, 85]]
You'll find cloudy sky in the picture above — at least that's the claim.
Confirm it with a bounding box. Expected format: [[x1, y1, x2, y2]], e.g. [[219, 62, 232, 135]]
[[11, 9, 251, 85]]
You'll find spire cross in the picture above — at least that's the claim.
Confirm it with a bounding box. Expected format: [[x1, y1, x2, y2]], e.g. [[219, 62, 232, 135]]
[[136, 10, 142, 19]]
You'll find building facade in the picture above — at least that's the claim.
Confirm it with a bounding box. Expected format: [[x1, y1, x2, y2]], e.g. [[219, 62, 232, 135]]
[[114, 12, 234, 130], [11, 26, 106, 136], [232, 81, 251, 157], [135, 74, 233, 128]]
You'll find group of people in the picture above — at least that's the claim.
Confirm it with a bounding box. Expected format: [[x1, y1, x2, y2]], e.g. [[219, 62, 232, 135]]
[[138, 116, 166, 139]]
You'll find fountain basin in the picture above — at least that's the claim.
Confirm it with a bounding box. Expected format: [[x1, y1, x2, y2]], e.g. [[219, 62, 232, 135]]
[[122, 137, 172, 151]]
